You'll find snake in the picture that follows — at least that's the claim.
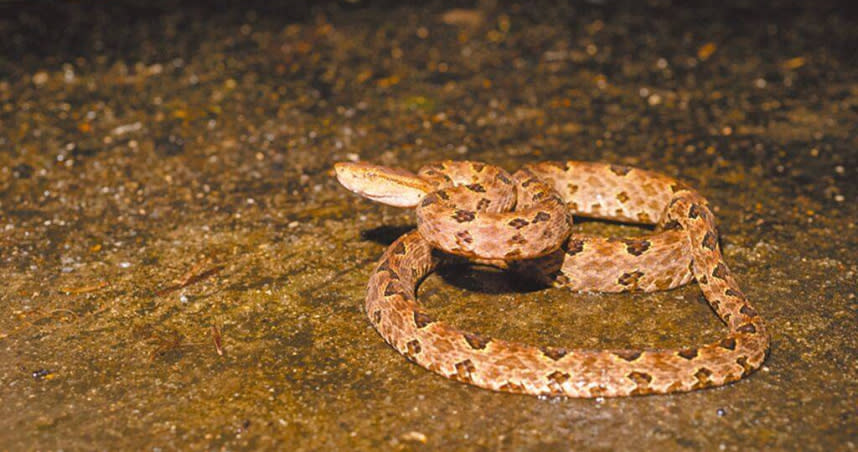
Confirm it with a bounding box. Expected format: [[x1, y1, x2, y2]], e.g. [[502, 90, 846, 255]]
[[334, 160, 769, 397]]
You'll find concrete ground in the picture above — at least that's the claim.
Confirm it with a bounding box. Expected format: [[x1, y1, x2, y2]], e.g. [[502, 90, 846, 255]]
[[0, 1, 855, 450]]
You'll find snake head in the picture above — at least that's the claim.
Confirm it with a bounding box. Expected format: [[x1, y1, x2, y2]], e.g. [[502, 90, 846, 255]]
[[334, 162, 433, 208]]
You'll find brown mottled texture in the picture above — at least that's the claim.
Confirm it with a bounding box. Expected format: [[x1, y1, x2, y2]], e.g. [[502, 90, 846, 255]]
[[414, 161, 572, 260], [340, 160, 769, 397]]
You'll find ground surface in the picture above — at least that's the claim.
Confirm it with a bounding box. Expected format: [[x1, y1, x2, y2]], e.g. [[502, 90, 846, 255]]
[[1, 1, 856, 450]]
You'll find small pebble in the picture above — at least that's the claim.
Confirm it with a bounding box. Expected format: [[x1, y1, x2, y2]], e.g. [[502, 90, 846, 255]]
[[32, 71, 49, 85], [400, 431, 427, 443], [648, 94, 662, 106]]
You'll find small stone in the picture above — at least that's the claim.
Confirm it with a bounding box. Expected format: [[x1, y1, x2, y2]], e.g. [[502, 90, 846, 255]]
[[32, 71, 49, 85], [648, 94, 662, 106], [400, 431, 427, 443]]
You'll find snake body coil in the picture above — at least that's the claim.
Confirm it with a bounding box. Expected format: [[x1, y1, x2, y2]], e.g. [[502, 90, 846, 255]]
[[336, 160, 769, 397]]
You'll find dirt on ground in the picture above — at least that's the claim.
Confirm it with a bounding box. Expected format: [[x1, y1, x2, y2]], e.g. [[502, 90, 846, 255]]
[[0, 1, 856, 450]]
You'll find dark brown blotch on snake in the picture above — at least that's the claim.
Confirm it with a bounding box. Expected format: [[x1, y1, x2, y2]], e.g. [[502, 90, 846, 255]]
[[508, 218, 529, 229], [532, 211, 551, 223], [452, 209, 476, 223], [702, 231, 718, 250], [610, 165, 632, 176], [740, 305, 758, 317], [618, 271, 645, 286], [466, 183, 486, 193], [615, 350, 643, 361], [541, 347, 568, 361], [454, 359, 476, 382], [565, 238, 585, 256], [693, 368, 714, 388], [678, 348, 699, 360], [712, 262, 729, 280], [455, 230, 474, 244], [623, 239, 652, 256], [627, 371, 653, 386], [413, 311, 435, 328], [463, 332, 492, 350], [719, 337, 737, 350], [406, 339, 422, 356], [737, 323, 757, 334]]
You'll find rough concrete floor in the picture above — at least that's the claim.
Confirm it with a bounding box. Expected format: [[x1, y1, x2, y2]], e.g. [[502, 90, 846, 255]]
[[0, 1, 856, 450]]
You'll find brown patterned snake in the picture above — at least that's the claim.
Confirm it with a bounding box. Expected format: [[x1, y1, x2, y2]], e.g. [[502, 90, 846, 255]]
[[335, 160, 769, 397]]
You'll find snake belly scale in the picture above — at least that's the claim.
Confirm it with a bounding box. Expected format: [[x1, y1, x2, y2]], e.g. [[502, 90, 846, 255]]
[[335, 160, 769, 397]]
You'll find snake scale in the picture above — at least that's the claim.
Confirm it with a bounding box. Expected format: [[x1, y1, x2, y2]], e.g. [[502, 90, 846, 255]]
[[335, 160, 769, 397]]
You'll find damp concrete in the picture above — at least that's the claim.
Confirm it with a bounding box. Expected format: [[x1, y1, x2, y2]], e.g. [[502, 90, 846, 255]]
[[0, 1, 855, 450]]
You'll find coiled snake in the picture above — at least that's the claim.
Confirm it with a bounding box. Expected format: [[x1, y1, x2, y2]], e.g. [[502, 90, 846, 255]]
[[335, 160, 769, 397]]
